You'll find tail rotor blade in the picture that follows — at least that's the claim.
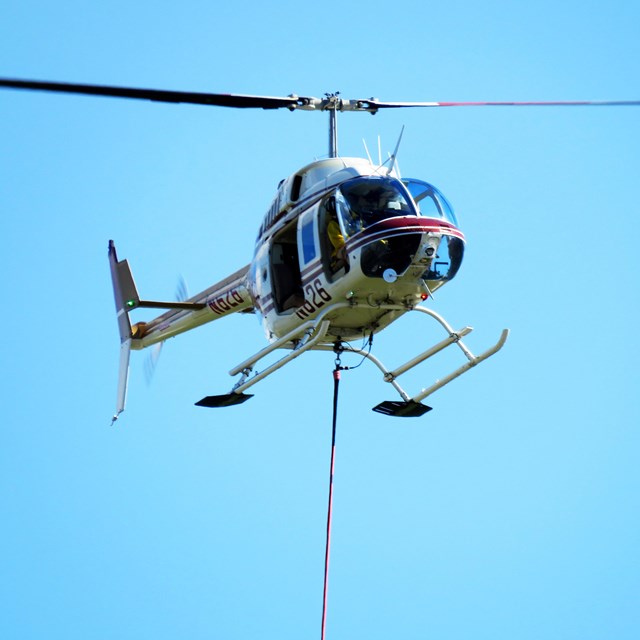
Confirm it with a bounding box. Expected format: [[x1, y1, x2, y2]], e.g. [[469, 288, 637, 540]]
[[175, 276, 189, 303], [144, 342, 164, 385]]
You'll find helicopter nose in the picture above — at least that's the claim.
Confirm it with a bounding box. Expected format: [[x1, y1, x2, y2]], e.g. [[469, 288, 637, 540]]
[[360, 232, 422, 278], [351, 217, 465, 282]]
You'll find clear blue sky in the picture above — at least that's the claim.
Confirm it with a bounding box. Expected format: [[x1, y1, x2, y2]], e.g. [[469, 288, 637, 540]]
[[1, 1, 639, 638]]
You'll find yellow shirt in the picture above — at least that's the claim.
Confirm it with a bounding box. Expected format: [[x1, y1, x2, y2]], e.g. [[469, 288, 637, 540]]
[[327, 219, 344, 255]]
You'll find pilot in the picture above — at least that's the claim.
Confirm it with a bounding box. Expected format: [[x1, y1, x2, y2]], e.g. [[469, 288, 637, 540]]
[[352, 188, 385, 224]]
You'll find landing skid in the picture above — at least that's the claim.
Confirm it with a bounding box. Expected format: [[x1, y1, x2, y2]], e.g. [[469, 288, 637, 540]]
[[317, 305, 509, 416], [195, 309, 346, 409], [197, 302, 508, 416]]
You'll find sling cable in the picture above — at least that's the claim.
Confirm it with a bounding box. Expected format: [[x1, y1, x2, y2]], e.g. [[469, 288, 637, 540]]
[[320, 335, 373, 639], [320, 345, 342, 640]]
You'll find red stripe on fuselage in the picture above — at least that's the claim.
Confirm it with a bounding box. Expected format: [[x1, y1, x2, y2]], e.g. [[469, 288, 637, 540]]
[[346, 217, 464, 253], [261, 218, 464, 315]]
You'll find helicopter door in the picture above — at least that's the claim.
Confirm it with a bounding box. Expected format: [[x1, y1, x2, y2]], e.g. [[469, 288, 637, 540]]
[[270, 219, 304, 313], [318, 195, 350, 282]]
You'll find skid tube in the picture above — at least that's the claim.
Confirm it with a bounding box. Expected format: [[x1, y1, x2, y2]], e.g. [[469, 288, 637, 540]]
[[314, 304, 509, 417], [195, 303, 352, 408]]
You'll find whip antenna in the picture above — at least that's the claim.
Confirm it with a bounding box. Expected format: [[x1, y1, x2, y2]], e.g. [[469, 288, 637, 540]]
[[385, 125, 405, 175]]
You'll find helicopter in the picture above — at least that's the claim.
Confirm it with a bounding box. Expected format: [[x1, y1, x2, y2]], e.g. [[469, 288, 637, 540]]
[[2, 79, 638, 423]]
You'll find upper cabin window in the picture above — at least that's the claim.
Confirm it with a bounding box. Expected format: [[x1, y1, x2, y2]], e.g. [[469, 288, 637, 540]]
[[290, 174, 303, 202], [402, 179, 458, 226]]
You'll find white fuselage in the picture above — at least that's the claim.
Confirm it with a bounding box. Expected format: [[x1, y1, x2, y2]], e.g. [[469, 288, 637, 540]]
[[248, 157, 465, 344]]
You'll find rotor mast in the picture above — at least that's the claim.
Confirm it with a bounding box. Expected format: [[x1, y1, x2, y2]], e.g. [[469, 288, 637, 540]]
[[326, 93, 340, 158], [319, 93, 379, 158], [319, 93, 381, 158]]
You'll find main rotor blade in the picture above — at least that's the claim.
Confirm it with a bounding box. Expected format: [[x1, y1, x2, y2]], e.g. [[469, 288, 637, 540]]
[[361, 98, 640, 109], [0, 78, 301, 110], [3, 79, 638, 112]]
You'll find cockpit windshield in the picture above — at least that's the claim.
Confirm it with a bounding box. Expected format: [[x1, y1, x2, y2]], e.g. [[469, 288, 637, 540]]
[[335, 177, 415, 237], [402, 179, 458, 226]]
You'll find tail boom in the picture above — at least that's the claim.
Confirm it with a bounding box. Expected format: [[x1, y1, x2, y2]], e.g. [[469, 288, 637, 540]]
[[131, 264, 253, 349]]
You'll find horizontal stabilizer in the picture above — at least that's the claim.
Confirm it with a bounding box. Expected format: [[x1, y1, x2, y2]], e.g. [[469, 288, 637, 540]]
[[109, 240, 209, 333], [134, 300, 207, 311], [195, 393, 254, 408]]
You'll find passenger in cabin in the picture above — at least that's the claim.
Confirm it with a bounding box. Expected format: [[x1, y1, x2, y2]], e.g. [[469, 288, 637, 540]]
[[325, 197, 347, 273], [327, 218, 344, 253]]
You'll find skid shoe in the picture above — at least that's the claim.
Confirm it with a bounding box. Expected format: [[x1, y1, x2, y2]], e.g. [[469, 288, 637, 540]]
[[195, 393, 253, 408], [372, 400, 433, 418]]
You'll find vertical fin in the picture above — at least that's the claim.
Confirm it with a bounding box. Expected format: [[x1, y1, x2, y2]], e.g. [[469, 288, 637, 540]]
[[112, 339, 131, 425], [108, 240, 138, 340], [108, 240, 137, 424]]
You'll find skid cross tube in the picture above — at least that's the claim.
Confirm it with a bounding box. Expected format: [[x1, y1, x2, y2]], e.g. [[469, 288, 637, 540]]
[[196, 318, 333, 408], [197, 302, 353, 408], [386, 325, 473, 380], [230, 320, 332, 395], [412, 328, 509, 403], [228, 302, 353, 382]]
